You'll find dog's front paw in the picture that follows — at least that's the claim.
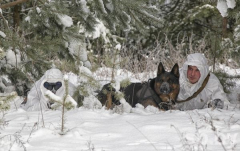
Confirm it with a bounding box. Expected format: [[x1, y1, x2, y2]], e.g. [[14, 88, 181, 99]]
[[208, 99, 224, 109]]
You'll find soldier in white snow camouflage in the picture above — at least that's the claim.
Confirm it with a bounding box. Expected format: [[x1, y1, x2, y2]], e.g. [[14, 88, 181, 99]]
[[176, 53, 229, 110], [21, 68, 76, 111]]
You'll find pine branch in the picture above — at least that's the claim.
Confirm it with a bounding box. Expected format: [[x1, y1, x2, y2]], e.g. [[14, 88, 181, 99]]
[[0, 11, 9, 29], [0, 0, 29, 9], [0, 92, 17, 111]]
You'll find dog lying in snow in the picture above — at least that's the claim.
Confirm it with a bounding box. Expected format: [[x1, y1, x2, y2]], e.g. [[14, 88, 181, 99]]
[[97, 62, 180, 110]]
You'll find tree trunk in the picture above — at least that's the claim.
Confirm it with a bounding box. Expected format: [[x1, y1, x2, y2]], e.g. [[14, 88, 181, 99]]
[[213, 56, 216, 72], [222, 17, 228, 38], [106, 92, 112, 110], [13, 5, 20, 29]]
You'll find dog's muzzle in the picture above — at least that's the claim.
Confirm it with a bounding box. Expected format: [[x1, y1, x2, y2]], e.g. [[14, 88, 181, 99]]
[[160, 82, 171, 94]]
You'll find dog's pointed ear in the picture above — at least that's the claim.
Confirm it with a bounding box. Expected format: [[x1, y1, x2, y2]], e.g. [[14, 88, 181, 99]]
[[171, 63, 179, 78], [157, 62, 165, 76]]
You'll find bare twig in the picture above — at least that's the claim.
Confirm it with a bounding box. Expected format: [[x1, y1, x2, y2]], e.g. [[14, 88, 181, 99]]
[[203, 113, 227, 151], [127, 121, 158, 151], [27, 122, 38, 142], [0, 123, 27, 151], [171, 125, 192, 151], [27, 73, 45, 128]]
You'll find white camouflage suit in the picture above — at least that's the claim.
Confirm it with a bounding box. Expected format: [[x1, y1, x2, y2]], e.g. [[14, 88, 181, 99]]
[[176, 53, 229, 110], [21, 68, 76, 111]]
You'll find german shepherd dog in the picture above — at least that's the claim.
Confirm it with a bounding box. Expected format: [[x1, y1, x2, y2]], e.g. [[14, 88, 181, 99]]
[[97, 62, 180, 110]]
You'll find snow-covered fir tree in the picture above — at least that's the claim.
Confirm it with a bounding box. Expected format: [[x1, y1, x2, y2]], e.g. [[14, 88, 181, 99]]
[[0, 0, 163, 98], [0, 0, 240, 100], [45, 75, 77, 134]]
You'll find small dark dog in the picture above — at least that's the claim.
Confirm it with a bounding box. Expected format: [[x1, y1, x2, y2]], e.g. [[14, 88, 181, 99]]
[[97, 62, 180, 110]]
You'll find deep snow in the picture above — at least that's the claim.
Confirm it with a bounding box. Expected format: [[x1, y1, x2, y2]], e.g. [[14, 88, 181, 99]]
[[1, 64, 240, 151], [1, 103, 240, 151]]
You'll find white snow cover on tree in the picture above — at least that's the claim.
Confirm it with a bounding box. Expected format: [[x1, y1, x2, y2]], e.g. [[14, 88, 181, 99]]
[[234, 25, 240, 41], [115, 44, 121, 50], [80, 0, 90, 14], [217, 0, 236, 17], [0, 75, 15, 93], [176, 53, 229, 110], [21, 68, 77, 111], [25, 16, 30, 22], [78, 19, 110, 68], [86, 19, 110, 42], [36, 7, 41, 14], [57, 14, 73, 27], [45, 90, 62, 102], [68, 39, 81, 57], [79, 62, 92, 76], [5, 49, 21, 67], [0, 31, 6, 38], [201, 4, 214, 9], [226, 0, 236, 8], [105, 1, 114, 12], [45, 91, 77, 109], [67, 38, 92, 68]]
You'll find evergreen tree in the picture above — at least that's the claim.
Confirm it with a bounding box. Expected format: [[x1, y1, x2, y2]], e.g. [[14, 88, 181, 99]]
[[45, 76, 77, 134], [1, 0, 240, 100], [157, 1, 222, 48], [0, 1, 82, 95], [228, 0, 240, 65], [0, 0, 163, 97]]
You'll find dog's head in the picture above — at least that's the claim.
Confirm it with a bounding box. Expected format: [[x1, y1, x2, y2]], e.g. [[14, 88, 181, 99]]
[[154, 62, 180, 108]]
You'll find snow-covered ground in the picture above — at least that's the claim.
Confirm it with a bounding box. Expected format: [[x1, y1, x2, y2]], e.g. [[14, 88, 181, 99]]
[[1, 64, 240, 151], [1, 106, 240, 151]]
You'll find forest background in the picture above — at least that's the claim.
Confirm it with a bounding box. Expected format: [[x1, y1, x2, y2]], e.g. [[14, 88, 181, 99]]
[[0, 0, 240, 105]]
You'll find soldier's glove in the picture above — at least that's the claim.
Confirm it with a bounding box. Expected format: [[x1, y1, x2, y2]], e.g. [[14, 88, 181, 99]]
[[208, 99, 224, 109]]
